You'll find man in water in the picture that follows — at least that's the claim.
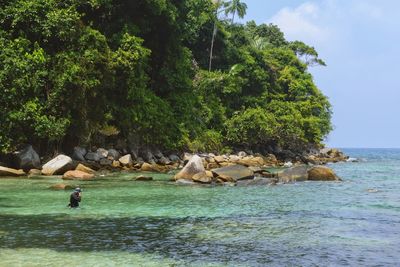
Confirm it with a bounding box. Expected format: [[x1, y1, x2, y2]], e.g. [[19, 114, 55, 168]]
[[68, 188, 82, 208]]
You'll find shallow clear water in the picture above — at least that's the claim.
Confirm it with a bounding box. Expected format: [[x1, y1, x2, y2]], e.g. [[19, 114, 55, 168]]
[[1, 148, 400, 266]]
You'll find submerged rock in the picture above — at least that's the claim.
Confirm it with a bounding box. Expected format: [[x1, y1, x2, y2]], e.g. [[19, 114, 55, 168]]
[[49, 184, 75, 190], [211, 165, 254, 182], [174, 155, 205, 180], [176, 179, 197, 185], [63, 170, 94, 180], [134, 175, 153, 181], [42, 155, 74, 176], [192, 171, 213, 184], [236, 177, 277, 187]]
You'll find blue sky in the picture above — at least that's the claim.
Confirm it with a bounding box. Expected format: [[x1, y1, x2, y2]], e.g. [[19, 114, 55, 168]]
[[241, 0, 400, 148]]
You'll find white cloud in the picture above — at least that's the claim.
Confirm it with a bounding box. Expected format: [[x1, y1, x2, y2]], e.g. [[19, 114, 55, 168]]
[[269, 2, 331, 45]]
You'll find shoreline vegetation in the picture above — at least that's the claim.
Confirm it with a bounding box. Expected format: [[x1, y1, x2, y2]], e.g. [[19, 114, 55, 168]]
[[1, 1, 333, 166]]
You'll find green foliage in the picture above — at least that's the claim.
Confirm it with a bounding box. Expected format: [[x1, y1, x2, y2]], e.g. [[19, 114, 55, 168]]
[[0, 0, 333, 154], [225, 107, 278, 148]]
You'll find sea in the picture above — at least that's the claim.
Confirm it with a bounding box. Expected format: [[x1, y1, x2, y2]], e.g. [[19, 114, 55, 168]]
[[0, 148, 399, 266]]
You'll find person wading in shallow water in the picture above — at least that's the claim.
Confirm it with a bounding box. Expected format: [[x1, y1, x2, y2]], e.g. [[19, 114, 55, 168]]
[[68, 188, 82, 208]]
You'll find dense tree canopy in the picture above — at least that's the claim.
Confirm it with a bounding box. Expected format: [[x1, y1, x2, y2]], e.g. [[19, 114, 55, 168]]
[[0, 0, 332, 155]]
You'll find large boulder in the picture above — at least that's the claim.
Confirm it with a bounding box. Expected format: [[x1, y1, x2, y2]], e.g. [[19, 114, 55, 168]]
[[140, 162, 162, 172], [0, 166, 25, 177], [277, 166, 309, 183], [141, 149, 155, 162], [192, 171, 212, 184], [85, 152, 101, 162], [107, 149, 120, 160], [119, 154, 133, 166], [211, 165, 254, 182], [75, 163, 96, 174], [42, 155, 74, 176], [238, 156, 264, 167], [157, 156, 171, 166], [174, 155, 205, 180], [308, 166, 341, 181], [63, 170, 94, 180], [71, 146, 87, 161], [14, 145, 41, 170]]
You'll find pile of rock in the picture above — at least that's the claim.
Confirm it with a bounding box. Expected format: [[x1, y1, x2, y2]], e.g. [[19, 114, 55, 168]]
[[306, 148, 349, 164], [174, 154, 341, 186], [72, 146, 181, 173], [0, 144, 348, 182]]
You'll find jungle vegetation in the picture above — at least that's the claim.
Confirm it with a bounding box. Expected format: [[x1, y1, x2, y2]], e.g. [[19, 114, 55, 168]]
[[0, 0, 331, 155]]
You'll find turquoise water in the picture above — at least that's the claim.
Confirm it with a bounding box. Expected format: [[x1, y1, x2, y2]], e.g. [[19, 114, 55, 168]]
[[0, 148, 400, 266]]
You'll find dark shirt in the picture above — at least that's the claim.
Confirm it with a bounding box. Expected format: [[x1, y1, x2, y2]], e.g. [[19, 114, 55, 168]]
[[69, 192, 81, 208]]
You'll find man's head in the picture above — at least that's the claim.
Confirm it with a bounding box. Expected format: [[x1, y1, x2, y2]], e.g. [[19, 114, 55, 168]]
[[74, 187, 82, 193]]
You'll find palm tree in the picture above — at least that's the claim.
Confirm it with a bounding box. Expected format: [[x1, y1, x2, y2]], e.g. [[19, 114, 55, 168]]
[[209, 0, 223, 71], [250, 36, 270, 51], [224, 0, 248, 24]]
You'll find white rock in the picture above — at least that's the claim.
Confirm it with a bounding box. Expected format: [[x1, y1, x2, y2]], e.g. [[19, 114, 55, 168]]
[[42, 155, 73, 176], [283, 161, 293, 168]]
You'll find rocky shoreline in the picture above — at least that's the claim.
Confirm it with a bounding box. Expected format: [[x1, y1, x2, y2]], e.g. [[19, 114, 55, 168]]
[[0, 145, 349, 187]]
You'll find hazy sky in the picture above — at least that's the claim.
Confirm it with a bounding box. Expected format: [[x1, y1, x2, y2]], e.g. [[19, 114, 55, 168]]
[[241, 0, 400, 148]]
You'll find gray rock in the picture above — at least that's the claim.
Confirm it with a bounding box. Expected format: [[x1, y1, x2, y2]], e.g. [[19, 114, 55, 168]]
[[237, 151, 247, 157], [212, 165, 254, 182], [42, 155, 74, 176], [168, 154, 181, 163], [71, 146, 87, 161], [85, 152, 101, 162], [174, 155, 205, 180], [14, 145, 41, 170], [277, 166, 309, 183], [153, 150, 164, 159], [107, 149, 120, 160], [157, 156, 171, 166], [141, 148, 155, 162], [99, 158, 112, 166]]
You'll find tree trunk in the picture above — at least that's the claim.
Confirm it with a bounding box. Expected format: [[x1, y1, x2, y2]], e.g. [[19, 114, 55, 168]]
[[209, 21, 218, 72]]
